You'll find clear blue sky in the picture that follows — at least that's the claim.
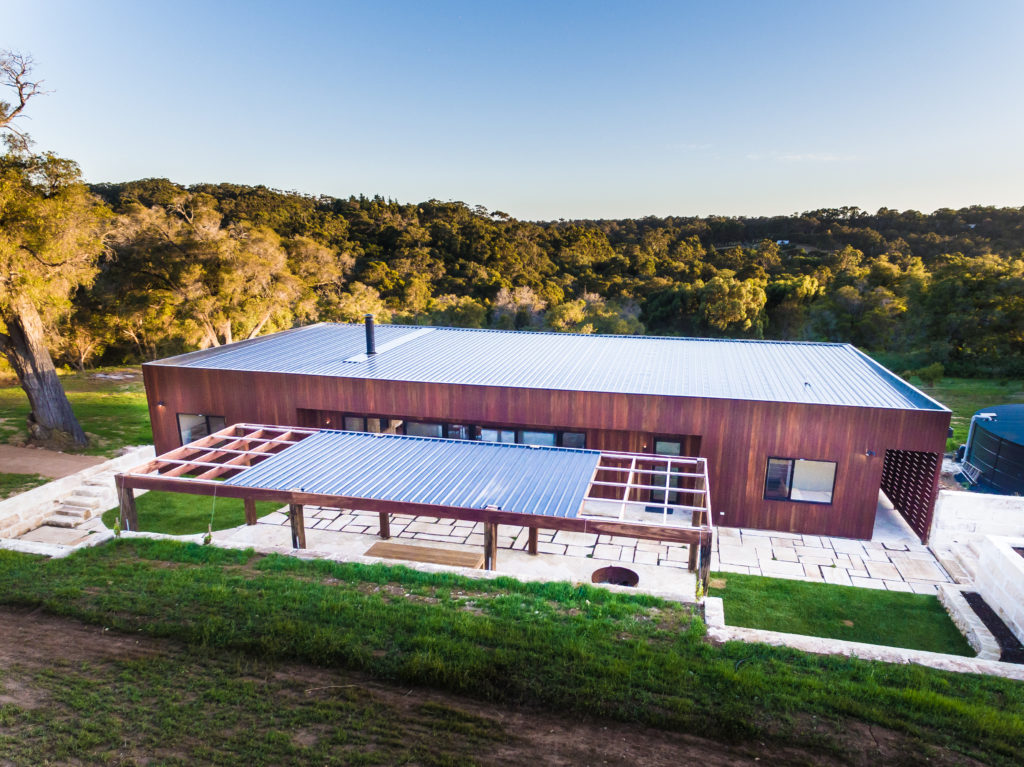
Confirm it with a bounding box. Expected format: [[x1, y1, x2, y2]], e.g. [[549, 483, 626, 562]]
[[7, 1, 1024, 220]]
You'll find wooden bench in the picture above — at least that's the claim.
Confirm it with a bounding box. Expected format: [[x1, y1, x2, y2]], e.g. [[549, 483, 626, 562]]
[[364, 541, 485, 569]]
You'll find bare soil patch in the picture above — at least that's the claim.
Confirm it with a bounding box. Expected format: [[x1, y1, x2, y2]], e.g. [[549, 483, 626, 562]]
[[0, 606, 987, 766], [0, 444, 104, 478]]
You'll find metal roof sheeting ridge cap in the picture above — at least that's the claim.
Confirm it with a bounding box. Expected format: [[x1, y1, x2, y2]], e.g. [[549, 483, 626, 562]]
[[846, 346, 948, 412], [392, 322, 853, 347]]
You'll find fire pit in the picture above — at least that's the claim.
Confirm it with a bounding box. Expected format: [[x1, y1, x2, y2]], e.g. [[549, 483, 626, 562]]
[[591, 566, 639, 587]]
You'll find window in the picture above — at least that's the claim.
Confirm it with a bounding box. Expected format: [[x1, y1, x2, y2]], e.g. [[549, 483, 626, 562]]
[[177, 413, 226, 445], [478, 428, 516, 443], [446, 424, 471, 440], [405, 421, 444, 438], [343, 416, 366, 432], [560, 432, 586, 449], [519, 429, 556, 447], [651, 438, 684, 503], [764, 457, 836, 504], [654, 439, 682, 456]]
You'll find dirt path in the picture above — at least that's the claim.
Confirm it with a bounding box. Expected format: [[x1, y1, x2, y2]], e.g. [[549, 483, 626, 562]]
[[0, 607, 984, 766], [0, 444, 103, 478]]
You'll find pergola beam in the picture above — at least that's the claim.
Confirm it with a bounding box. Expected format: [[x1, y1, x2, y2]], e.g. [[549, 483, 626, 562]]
[[114, 423, 715, 591], [115, 471, 708, 545]]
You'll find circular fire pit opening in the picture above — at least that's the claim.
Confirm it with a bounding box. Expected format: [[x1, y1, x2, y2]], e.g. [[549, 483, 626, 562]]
[[591, 566, 639, 587]]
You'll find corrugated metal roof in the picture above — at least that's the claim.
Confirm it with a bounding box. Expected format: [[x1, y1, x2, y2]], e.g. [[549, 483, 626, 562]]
[[154, 323, 945, 411], [226, 430, 600, 518]]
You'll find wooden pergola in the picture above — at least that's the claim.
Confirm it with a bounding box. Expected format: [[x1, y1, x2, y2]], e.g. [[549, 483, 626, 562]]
[[116, 424, 714, 589]]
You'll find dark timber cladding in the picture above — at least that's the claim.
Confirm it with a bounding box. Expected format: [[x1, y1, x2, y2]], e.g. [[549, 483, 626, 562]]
[[142, 323, 951, 541]]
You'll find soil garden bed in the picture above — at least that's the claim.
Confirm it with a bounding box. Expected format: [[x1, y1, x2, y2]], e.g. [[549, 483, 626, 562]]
[[963, 591, 1024, 664]]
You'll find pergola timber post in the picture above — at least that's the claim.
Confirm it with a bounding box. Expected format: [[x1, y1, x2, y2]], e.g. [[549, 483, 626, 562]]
[[699, 531, 713, 593], [483, 522, 498, 570], [113, 424, 716, 581], [244, 497, 257, 526], [687, 508, 708, 571], [687, 541, 699, 571], [117, 482, 137, 532], [288, 504, 306, 549]]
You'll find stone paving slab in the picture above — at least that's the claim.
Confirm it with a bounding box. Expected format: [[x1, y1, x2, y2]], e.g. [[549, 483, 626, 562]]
[[864, 560, 901, 580], [17, 525, 93, 546], [253, 505, 953, 594]]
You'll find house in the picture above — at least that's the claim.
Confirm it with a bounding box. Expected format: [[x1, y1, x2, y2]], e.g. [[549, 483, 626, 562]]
[[141, 319, 950, 541]]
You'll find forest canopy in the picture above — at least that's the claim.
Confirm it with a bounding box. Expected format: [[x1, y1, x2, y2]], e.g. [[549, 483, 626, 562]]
[[46, 182, 1024, 378]]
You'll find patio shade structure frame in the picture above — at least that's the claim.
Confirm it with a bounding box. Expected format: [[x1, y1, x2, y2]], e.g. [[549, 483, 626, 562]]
[[115, 424, 714, 588]]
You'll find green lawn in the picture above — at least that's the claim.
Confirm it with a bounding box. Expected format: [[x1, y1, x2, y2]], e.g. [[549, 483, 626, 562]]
[[0, 643, 511, 767], [906, 376, 1024, 449], [0, 540, 1021, 765], [709, 571, 973, 655], [100, 491, 283, 535], [0, 473, 49, 500], [0, 368, 152, 456], [0, 368, 152, 499]]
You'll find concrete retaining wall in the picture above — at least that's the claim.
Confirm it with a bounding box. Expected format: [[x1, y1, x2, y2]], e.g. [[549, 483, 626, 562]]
[[973, 535, 1024, 644], [702, 595, 1024, 681], [929, 489, 1024, 545], [0, 446, 154, 539]]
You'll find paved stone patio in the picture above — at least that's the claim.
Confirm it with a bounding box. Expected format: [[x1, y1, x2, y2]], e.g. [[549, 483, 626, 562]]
[[711, 527, 950, 594], [256, 502, 953, 594]]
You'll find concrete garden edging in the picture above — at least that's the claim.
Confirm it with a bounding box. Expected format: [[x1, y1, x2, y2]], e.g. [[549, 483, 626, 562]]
[[702, 595, 1024, 681]]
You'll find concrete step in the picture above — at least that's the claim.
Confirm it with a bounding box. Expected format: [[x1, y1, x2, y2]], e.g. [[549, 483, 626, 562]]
[[45, 512, 86, 528], [930, 546, 974, 584], [953, 548, 979, 582], [966, 538, 984, 559], [63, 495, 103, 510], [54, 504, 93, 520], [75, 485, 109, 498]]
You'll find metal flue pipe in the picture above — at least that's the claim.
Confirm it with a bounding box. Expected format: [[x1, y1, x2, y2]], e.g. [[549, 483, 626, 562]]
[[364, 314, 376, 355]]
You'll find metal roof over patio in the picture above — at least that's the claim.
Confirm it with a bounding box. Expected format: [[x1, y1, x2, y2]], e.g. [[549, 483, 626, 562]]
[[114, 424, 714, 585], [224, 429, 601, 520]]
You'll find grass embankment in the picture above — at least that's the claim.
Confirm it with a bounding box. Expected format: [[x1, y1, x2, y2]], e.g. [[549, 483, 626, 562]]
[[100, 491, 282, 535], [0, 473, 49, 500], [908, 376, 1024, 449], [0, 641, 510, 767], [0, 540, 1021, 765], [0, 368, 151, 499], [0, 368, 151, 456], [709, 572, 973, 655]]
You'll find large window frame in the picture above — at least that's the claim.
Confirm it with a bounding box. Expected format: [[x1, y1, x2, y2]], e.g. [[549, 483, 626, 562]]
[[403, 421, 445, 438], [315, 410, 587, 449], [650, 435, 684, 504], [764, 457, 837, 505], [176, 413, 226, 446]]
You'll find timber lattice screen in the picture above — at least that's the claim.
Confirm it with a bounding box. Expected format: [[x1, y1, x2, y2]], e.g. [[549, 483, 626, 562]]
[[880, 448, 940, 542]]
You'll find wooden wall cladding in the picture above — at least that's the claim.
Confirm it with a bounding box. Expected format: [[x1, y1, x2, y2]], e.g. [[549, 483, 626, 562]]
[[880, 448, 941, 542], [143, 365, 951, 540]]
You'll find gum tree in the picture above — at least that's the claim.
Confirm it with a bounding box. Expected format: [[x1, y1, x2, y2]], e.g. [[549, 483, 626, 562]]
[[0, 51, 106, 447]]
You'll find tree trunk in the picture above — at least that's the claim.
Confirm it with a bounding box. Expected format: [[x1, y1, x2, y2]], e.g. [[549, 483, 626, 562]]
[[0, 296, 89, 448]]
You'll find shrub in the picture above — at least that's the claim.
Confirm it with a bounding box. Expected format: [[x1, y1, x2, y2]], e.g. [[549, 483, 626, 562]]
[[916, 362, 944, 386]]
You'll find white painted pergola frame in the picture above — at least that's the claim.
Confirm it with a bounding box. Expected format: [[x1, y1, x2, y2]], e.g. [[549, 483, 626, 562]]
[[580, 451, 712, 529]]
